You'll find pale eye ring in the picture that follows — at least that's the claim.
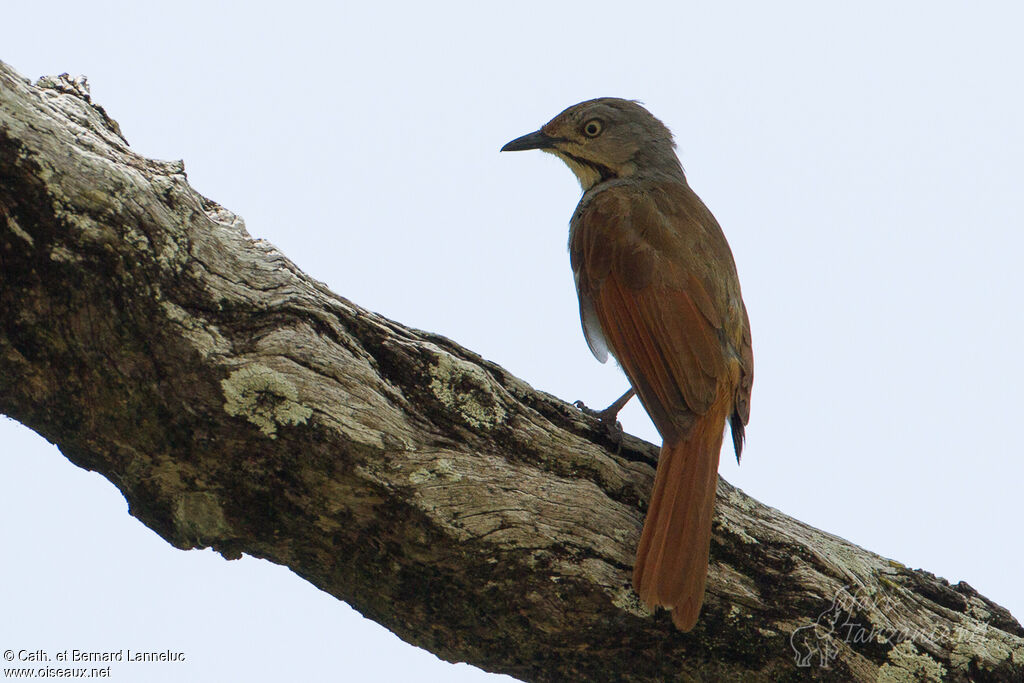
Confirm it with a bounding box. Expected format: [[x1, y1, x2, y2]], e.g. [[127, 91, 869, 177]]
[[582, 119, 603, 138]]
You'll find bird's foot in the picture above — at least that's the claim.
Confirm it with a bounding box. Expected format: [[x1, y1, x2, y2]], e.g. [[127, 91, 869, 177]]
[[574, 389, 635, 452], [575, 399, 626, 451]]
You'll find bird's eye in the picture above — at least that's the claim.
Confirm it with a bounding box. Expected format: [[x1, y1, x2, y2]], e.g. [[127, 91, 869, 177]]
[[582, 119, 603, 138]]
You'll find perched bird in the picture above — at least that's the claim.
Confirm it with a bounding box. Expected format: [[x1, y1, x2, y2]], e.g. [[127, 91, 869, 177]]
[[501, 98, 752, 630]]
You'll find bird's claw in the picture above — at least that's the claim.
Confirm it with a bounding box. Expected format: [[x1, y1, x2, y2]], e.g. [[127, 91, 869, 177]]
[[574, 399, 626, 452]]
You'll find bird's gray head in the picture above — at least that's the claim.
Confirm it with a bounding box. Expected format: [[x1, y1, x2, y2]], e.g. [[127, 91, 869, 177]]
[[501, 98, 684, 191]]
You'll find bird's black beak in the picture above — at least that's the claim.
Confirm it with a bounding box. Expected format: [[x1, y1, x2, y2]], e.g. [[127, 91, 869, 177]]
[[501, 129, 559, 152]]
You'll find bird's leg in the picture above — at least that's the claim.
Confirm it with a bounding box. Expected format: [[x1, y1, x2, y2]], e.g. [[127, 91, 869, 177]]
[[590, 388, 635, 424], [575, 388, 635, 448]]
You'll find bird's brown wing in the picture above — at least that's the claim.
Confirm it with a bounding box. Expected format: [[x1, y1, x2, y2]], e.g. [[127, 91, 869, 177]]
[[570, 183, 740, 442]]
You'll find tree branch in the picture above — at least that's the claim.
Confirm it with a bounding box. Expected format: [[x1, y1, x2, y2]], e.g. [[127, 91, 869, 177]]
[[1, 61, 1020, 682]]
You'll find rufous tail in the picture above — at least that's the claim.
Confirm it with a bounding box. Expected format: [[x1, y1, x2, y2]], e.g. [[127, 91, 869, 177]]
[[632, 410, 726, 631]]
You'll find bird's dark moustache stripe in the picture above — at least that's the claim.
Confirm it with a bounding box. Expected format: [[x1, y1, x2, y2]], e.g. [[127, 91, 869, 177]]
[[562, 152, 618, 182]]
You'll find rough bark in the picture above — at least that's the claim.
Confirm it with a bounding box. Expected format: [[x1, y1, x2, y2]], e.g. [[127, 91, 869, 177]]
[[1, 60, 1021, 682]]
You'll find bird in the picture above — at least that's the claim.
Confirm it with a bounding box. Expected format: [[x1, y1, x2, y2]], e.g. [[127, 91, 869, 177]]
[[501, 98, 752, 631]]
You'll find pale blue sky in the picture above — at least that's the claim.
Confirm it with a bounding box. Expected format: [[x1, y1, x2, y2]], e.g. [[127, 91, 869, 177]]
[[3, 2, 1023, 680]]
